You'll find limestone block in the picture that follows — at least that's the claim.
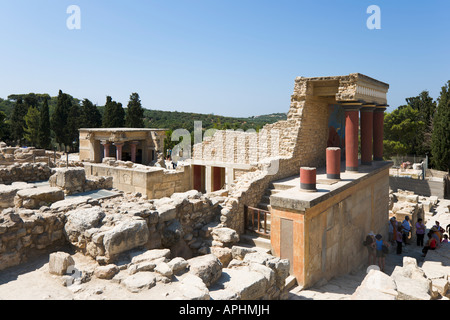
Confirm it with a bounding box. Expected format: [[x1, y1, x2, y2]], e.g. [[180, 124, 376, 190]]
[[392, 273, 433, 300], [167, 257, 189, 274], [64, 207, 105, 244], [48, 252, 75, 276], [14, 187, 64, 209], [187, 254, 223, 287], [0, 183, 35, 209], [177, 274, 210, 300], [156, 204, 177, 222], [122, 272, 156, 293], [49, 168, 86, 195], [231, 245, 258, 260], [211, 246, 233, 267], [154, 261, 173, 278], [213, 268, 268, 300], [102, 218, 149, 258], [94, 264, 119, 280], [211, 227, 240, 245], [130, 249, 171, 265], [351, 270, 398, 300]]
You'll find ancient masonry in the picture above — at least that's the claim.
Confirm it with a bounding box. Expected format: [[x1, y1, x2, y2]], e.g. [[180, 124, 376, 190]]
[[1, 73, 405, 298]]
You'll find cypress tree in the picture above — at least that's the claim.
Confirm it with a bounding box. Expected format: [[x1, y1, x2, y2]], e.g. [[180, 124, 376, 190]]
[[11, 98, 28, 146], [51, 90, 69, 151], [80, 98, 102, 128], [102, 96, 124, 128], [431, 81, 450, 171], [38, 98, 51, 149], [23, 106, 40, 147], [125, 92, 144, 128], [66, 101, 81, 152]]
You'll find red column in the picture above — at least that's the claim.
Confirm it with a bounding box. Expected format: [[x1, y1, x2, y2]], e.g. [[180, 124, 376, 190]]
[[373, 107, 386, 161], [130, 141, 138, 163], [114, 142, 124, 161], [326, 147, 341, 180], [101, 141, 111, 159], [343, 104, 361, 172], [300, 167, 317, 192], [360, 106, 375, 165]]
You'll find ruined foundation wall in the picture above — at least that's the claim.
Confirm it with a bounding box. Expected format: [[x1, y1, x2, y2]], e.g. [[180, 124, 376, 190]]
[[0, 208, 67, 271], [0, 163, 53, 185], [84, 163, 191, 200]]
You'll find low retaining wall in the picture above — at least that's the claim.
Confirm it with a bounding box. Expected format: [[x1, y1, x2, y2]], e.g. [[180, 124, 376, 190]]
[[0, 208, 67, 271], [0, 163, 53, 185], [83, 162, 191, 199], [389, 176, 446, 199]]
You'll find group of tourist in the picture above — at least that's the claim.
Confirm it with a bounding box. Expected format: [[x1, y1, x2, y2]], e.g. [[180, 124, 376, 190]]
[[363, 231, 390, 272], [388, 217, 448, 256], [363, 217, 449, 272]]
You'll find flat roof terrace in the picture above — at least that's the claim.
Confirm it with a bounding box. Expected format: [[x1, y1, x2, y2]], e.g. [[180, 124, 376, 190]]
[[270, 160, 393, 211]]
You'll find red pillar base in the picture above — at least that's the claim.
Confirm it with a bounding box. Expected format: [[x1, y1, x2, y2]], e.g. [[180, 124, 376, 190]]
[[326, 147, 341, 180], [300, 167, 317, 192]]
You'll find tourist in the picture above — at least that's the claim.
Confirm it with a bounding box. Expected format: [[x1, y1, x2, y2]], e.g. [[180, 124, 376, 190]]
[[364, 231, 376, 265], [422, 232, 437, 257], [375, 234, 389, 272], [433, 221, 445, 233], [433, 221, 445, 239], [415, 218, 426, 247], [401, 216, 411, 245], [443, 234, 449, 243], [430, 227, 441, 248], [396, 226, 403, 255], [388, 217, 397, 244]]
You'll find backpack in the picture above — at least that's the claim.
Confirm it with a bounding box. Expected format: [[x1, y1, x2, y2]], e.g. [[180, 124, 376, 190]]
[[363, 235, 373, 247]]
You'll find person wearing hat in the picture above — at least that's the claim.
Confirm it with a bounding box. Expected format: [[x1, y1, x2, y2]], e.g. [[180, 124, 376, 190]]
[[375, 234, 389, 272]]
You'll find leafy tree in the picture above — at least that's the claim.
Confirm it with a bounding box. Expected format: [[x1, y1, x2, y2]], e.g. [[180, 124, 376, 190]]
[[80, 99, 102, 128], [38, 98, 51, 149], [405, 91, 437, 155], [0, 111, 9, 142], [102, 96, 124, 128], [431, 81, 450, 171], [383, 105, 425, 157], [23, 106, 41, 147], [125, 93, 144, 128], [10, 98, 28, 145]]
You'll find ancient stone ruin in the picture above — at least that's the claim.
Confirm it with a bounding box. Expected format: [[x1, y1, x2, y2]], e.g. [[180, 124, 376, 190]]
[[1, 73, 449, 300]]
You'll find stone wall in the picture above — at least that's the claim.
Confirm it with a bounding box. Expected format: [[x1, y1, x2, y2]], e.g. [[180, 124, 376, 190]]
[[0, 163, 53, 185], [304, 169, 390, 287], [0, 207, 67, 271], [49, 167, 113, 195], [84, 161, 191, 200]]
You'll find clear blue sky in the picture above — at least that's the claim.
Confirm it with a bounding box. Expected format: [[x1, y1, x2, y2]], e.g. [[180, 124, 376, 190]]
[[0, 0, 449, 117]]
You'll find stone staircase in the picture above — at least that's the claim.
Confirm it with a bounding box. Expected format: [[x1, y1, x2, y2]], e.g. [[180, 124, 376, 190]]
[[240, 182, 293, 251]]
